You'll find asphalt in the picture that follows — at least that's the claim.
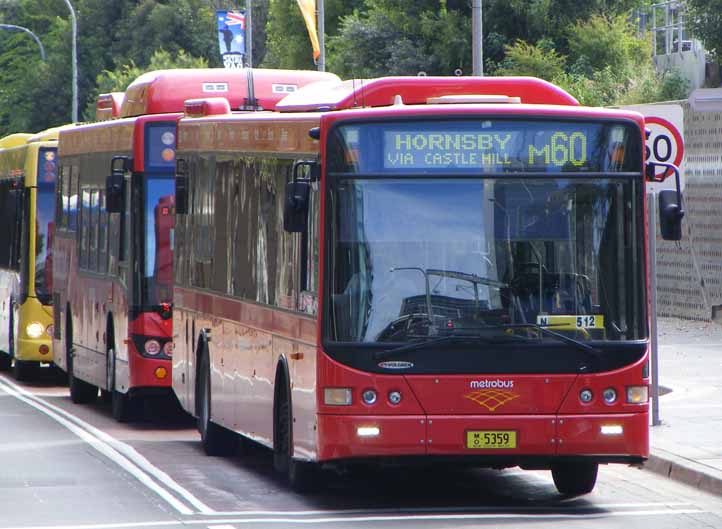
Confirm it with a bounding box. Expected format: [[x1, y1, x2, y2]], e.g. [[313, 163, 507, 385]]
[[645, 317, 722, 495]]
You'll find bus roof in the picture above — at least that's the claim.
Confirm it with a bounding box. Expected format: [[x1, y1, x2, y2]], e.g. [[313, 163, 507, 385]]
[[0, 133, 32, 149], [121, 68, 340, 118], [96, 92, 125, 121], [276, 76, 579, 112], [26, 124, 78, 144]]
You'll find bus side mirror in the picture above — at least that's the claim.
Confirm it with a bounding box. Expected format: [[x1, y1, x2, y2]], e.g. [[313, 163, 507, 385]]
[[284, 160, 318, 233], [284, 181, 310, 233], [658, 189, 684, 241], [175, 158, 188, 215], [106, 156, 128, 213]]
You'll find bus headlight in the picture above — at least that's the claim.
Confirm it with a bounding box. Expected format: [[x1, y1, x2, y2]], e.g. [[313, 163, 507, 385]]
[[144, 339, 161, 356], [26, 322, 44, 339], [162, 341, 174, 357]]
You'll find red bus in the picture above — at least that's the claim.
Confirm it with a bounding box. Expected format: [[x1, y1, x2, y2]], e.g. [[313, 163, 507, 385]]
[[171, 76, 683, 494], [52, 68, 339, 421]]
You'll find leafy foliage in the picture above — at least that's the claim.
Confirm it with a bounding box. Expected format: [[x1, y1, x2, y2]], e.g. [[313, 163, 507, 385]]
[[496, 40, 566, 80], [0, 0, 698, 137], [686, 0, 722, 60]]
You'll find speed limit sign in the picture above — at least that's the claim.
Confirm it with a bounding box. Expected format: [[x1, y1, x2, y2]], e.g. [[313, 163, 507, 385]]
[[623, 104, 685, 193], [645, 115, 684, 180]]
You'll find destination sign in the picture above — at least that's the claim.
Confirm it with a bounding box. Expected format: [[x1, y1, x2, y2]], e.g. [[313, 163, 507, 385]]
[[328, 120, 642, 174], [384, 129, 589, 170]]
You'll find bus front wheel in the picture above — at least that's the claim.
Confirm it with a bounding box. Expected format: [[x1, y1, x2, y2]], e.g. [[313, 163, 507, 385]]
[[551, 462, 598, 495], [273, 376, 319, 492]]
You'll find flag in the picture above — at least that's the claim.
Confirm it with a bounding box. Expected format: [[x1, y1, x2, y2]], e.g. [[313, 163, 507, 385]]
[[217, 10, 246, 68], [296, 0, 320, 60]]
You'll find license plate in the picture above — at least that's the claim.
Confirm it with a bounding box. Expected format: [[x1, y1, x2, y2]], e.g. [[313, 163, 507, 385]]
[[536, 314, 604, 330], [466, 430, 517, 449]]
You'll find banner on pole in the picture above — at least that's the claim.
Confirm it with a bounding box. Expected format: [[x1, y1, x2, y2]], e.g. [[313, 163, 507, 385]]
[[217, 10, 246, 69], [296, 0, 320, 60]]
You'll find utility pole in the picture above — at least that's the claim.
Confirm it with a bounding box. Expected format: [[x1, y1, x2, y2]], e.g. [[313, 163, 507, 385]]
[[318, 0, 325, 72], [0, 24, 46, 61], [245, 0, 253, 67], [62, 0, 78, 122], [472, 0, 483, 76]]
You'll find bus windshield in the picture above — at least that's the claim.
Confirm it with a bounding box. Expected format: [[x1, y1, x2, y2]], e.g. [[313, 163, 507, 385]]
[[143, 176, 174, 307], [34, 148, 57, 304], [325, 121, 645, 346]]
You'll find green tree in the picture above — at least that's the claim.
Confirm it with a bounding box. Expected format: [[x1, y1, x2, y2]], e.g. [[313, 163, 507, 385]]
[[264, 0, 359, 69], [496, 40, 566, 80], [686, 0, 722, 62], [566, 15, 648, 76], [327, 0, 470, 78]]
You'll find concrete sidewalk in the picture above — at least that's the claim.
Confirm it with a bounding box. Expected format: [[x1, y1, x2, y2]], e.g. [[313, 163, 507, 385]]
[[644, 317, 722, 495]]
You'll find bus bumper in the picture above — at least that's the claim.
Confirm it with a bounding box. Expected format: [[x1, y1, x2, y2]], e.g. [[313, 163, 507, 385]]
[[15, 336, 53, 362], [316, 412, 648, 462]]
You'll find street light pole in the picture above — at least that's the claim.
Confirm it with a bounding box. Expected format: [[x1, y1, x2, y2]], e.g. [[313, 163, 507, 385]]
[[472, 0, 483, 76], [318, 0, 325, 72], [0, 24, 46, 61], [62, 0, 78, 122]]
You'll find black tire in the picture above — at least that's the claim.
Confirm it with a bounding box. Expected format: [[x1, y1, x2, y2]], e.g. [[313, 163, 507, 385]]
[[273, 377, 319, 492], [197, 349, 236, 456], [12, 359, 35, 381], [551, 462, 598, 495], [67, 317, 97, 404], [0, 352, 12, 371]]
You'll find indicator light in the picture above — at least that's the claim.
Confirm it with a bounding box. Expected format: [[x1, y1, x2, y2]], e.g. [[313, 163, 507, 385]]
[[626, 385, 648, 404], [39, 344, 50, 355], [154, 367, 168, 379], [161, 148, 175, 162], [324, 388, 352, 406]]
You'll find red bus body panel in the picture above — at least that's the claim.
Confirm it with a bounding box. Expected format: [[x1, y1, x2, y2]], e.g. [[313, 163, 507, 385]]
[[172, 76, 651, 470]]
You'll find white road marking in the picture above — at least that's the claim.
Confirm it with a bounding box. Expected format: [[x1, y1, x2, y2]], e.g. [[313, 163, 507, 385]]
[[204, 501, 696, 517], [0, 508, 706, 529], [0, 377, 212, 515]]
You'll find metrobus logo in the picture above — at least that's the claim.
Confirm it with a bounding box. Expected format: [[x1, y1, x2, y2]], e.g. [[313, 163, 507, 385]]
[[469, 379, 514, 389]]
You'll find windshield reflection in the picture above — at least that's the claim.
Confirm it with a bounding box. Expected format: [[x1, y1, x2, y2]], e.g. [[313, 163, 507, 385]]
[[327, 178, 644, 344]]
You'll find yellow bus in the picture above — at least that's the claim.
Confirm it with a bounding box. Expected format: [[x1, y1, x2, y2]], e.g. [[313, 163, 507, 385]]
[[0, 128, 61, 380]]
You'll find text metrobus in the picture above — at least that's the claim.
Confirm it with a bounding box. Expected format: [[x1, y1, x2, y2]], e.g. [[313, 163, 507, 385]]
[[51, 68, 338, 420], [0, 128, 64, 380], [171, 76, 683, 494]]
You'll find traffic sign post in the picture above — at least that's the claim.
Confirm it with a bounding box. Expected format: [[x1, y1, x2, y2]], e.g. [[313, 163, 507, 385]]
[[623, 103, 685, 427]]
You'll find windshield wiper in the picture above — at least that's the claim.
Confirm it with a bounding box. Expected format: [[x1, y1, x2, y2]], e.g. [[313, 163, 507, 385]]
[[489, 323, 602, 371], [374, 331, 525, 361]]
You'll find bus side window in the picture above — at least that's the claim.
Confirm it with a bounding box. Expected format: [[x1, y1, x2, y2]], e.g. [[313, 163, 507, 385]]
[[79, 187, 91, 270], [299, 183, 319, 316], [56, 166, 66, 228], [0, 181, 12, 268], [98, 191, 108, 274], [68, 166, 79, 232]]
